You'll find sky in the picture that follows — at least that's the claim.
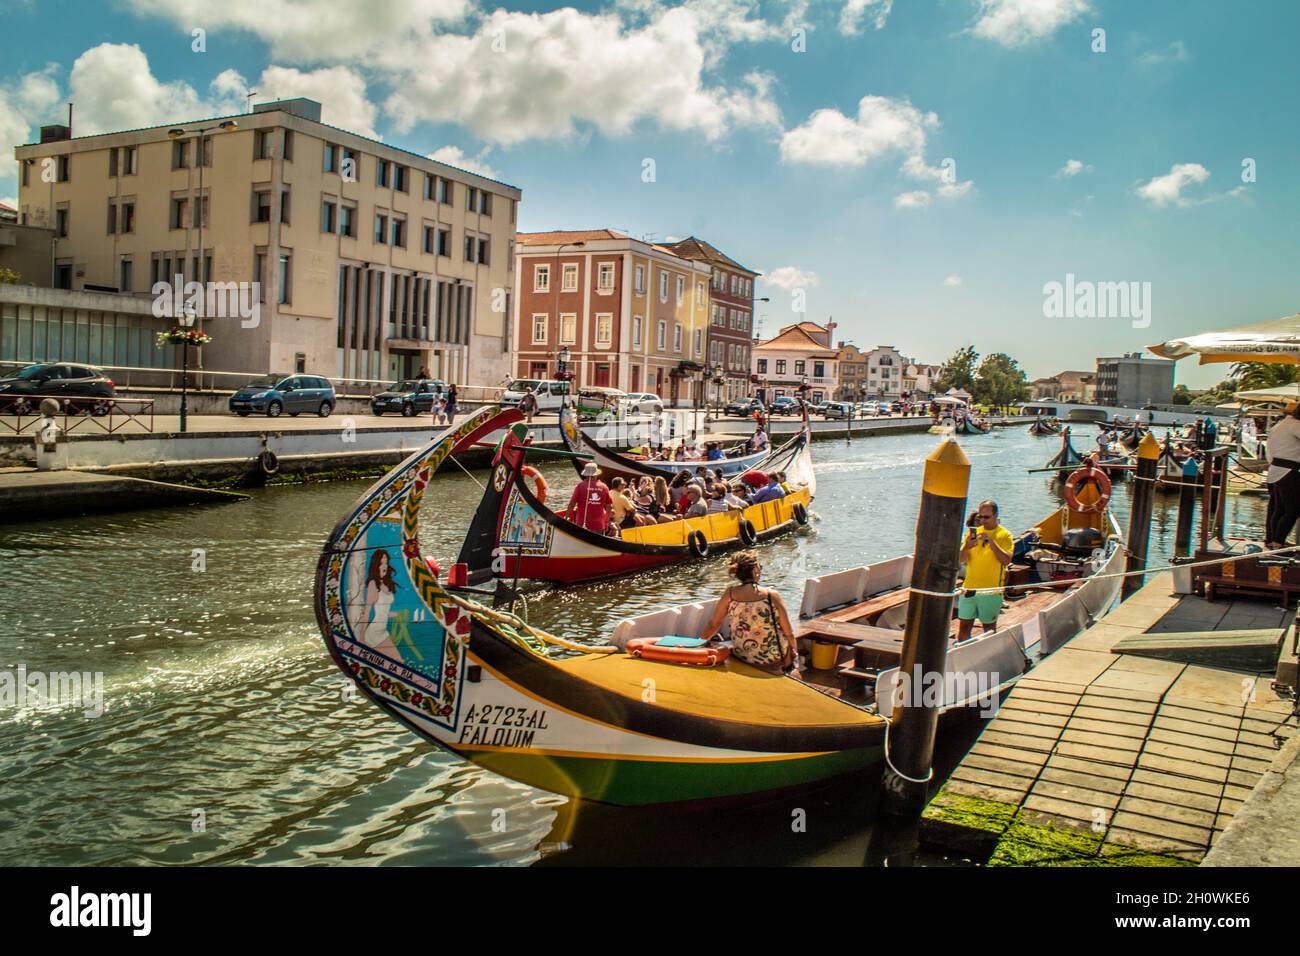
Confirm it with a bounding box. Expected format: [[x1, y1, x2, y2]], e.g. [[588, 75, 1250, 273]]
[[2, 0, 1297, 389]]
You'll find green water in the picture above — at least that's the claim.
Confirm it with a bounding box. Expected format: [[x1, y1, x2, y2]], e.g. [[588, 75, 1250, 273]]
[[0, 426, 1267, 865]]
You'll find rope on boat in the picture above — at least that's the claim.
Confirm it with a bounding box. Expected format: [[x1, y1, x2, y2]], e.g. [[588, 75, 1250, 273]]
[[446, 452, 486, 491], [464, 598, 619, 656], [881, 714, 934, 784]]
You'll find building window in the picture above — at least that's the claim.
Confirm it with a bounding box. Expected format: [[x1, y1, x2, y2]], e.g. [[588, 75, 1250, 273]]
[[657, 320, 666, 351], [658, 271, 668, 302], [422, 225, 433, 253], [466, 186, 478, 211], [675, 275, 684, 305], [696, 283, 704, 306], [596, 313, 612, 347], [55, 260, 72, 289], [393, 165, 407, 192], [560, 314, 576, 345], [321, 200, 336, 233], [814, 361, 825, 378], [795, 360, 806, 375], [254, 130, 272, 160], [598, 262, 615, 292], [107, 199, 117, 235], [757, 358, 768, 374], [479, 191, 491, 215], [119, 257, 133, 292], [324, 144, 338, 172], [392, 217, 405, 247], [342, 148, 358, 181], [437, 227, 450, 257], [423, 173, 435, 200], [464, 233, 475, 261], [170, 197, 188, 230], [376, 159, 389, 187], [340, 204, 356, 238], [279, 187, 290, 225], [776, 359, 786, 375], [172, 140, 190, 169], [562, 263, 578, 292], [477, 237, 490, 265], [532, 314, 547, 345], [254, 250, 266, 301], [121, 202, 135, 234], [634, 265, 644, 293], [253, 190, 271, 223], [54, 205, 69, 237], [673, 323, 682, 352], [278, 252, 292, 304], [534, 264, 550, 293], [438, 178, 451, 204], [694, 328, 702, 356], [632, 315, 642, 348], [375, 213, 388, 243]]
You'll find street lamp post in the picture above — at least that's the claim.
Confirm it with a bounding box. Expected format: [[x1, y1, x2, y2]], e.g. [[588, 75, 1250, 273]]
[[552, 240, 586, 406], [168, 120, 237, 388], [556, 344, 571, 408], [178, 306, 196, 433]]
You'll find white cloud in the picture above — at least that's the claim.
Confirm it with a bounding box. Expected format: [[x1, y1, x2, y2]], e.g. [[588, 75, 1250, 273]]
[[780, 95, 934, 167], [763, 266, 820, 291], [894, 190, 931, 209], [943, 274, 962, 287], [971, 0, 1091, 48], [1054, 158, 1093, 178], [1139, 40, 1189, 65], [255, 65, 380, 138], [125, 0, 474, 63], [65, 44, 228, 135], [839, 0, 893, 35], [0, 63, 62, 166], [427, 145, 497, 178], [384, 7, 782, 145], [1134, 163, 1210, 207]]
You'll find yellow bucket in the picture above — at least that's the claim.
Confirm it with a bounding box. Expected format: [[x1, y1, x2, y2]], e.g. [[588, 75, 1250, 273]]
[[810, 640, 838, 670]]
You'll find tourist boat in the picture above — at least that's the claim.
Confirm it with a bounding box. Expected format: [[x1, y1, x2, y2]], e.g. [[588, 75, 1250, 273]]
[[929, 418, 956, 435], [1047, 427, 1127, 481], [455, 414, 816, 586], [1154, 434, 1195, 492], [613, 463, 1124, 719], [1027, 416, 1062, 436], [557, 404, 775, 485], [313, 405, 881, 806], [955, 417, 992, 435]]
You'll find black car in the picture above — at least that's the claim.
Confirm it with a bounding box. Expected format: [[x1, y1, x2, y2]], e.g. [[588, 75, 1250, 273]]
[[0, 362, 116, 415], [370, 379, 449, 416], [768, 396, 800, 416], [725, 397, 763, 417]]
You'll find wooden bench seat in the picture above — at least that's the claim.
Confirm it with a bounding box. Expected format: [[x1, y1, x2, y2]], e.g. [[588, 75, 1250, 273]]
[[812, 587, 911, 625], [799, 619, 906, 655]]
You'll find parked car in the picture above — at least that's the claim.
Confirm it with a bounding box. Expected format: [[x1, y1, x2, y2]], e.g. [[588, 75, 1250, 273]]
[[855, 403, 876, 417], [877, 402, 892, 416], [622, 391, 665, 415], [725, 397, 763, 417], [822, 401, 854, 420], [229, 374, 335, 418], [0, 362, 116, 415], [500, 379, 570, 413], [370, 379, 449, 416], [768, 396, 800, 416]]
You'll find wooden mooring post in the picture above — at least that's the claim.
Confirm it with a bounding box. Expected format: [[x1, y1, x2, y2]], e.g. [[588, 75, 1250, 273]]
[[881, 439, 970, 818], [1173, 457, 1199, 559], [1122, 432, 1160, 599]]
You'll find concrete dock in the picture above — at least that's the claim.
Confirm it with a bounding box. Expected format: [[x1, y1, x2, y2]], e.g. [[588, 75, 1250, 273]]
[[921, 573, 1299, 865], [0, 468, 249, 521]]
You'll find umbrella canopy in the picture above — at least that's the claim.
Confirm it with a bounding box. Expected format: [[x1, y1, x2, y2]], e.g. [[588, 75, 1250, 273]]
[[1149, 313, 1300, 365], [933, 395, 966, 406], [1234, 383, 1300, 402]]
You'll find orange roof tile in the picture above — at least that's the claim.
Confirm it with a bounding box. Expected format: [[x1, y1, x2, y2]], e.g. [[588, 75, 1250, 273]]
[[516, 229, 630, 245]]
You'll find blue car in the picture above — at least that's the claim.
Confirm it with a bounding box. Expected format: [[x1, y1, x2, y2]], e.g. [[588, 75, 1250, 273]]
[[229, 374, 335, 418]]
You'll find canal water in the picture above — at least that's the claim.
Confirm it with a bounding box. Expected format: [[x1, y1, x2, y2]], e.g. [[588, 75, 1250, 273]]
[[0, 425, 1267, 866]]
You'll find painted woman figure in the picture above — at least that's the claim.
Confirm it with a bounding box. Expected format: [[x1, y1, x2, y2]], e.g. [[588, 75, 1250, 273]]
[[361, 549, 400, 659]]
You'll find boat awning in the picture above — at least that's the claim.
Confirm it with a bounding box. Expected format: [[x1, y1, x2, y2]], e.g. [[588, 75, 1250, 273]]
[[1234, 383, 1300, 402]]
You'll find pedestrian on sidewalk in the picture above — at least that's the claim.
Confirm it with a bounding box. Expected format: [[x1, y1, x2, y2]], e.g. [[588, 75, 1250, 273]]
[[446, 385, 458, 421], [433, 393, 448, 425]]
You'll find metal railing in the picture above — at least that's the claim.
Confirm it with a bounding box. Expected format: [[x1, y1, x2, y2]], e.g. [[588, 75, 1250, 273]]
[[0, 394, 156, 435], [0, 360, 505, 403]]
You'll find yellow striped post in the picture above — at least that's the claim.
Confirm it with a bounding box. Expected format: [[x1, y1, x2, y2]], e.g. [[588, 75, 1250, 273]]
[[882, 439, 971, 818]]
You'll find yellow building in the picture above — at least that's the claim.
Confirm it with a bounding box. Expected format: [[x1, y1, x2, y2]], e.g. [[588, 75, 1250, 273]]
[[12, 98, 522, 387]]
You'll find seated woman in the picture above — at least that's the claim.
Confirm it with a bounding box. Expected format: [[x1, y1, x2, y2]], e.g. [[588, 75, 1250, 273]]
[[706, 442, 725, 461], [673, 445, 687, 462], [609, 476, 648, 529], [700, 551, 798, 675]]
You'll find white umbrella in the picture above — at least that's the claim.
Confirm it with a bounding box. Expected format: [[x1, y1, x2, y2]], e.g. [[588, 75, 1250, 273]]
[[1150, 313, 1300, 365]]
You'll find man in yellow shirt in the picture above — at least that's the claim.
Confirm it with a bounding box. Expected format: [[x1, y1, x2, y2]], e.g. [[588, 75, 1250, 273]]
[[957, 499, 1014, 640]]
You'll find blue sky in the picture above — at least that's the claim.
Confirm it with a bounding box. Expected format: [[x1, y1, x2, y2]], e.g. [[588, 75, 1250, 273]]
[[3, 0, 1297, 388]]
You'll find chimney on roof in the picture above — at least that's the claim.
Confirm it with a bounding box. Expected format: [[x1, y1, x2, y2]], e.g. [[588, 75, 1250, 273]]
[[40, 125, 71, 143], [253, 98, 322, 123]]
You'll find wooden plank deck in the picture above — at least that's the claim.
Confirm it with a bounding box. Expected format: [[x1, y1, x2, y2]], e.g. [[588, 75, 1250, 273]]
[[921, 573, 1299, 865]]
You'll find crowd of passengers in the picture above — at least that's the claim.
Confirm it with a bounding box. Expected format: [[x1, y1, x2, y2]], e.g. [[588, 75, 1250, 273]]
[[565, 462, 792, 537]]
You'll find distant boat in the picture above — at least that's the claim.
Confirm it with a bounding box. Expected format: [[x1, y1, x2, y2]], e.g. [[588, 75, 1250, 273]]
[[1028, 416, 1062, 436]]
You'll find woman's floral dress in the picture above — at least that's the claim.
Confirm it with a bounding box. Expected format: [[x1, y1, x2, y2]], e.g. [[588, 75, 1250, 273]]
[[727, 590, 787, 670]]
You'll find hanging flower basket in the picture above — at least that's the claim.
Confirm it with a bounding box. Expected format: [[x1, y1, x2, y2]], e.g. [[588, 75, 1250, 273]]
[[156, 327, 213, 348]]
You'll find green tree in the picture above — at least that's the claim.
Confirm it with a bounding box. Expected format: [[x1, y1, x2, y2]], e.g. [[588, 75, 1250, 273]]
[[1231, 361, 1299, 391], [935, 345, 979, 394], [0, 267, 21, 284], [972, 352, 1029, 413], [1171, 384, 1193, 405]]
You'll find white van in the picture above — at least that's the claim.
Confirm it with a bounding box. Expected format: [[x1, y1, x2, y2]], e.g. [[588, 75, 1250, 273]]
[[501, 379, 570, 413]]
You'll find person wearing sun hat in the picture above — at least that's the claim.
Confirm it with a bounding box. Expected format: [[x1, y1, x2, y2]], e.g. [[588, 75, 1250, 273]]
[[1265, 401, 1300, 550], [567, 461, 613, 534]]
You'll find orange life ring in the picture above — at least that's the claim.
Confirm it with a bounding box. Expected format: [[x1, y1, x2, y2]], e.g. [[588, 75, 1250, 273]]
[[1063, 464, 1111, 513], [626, 637, 731, 667], [521, 465, 548, 504]]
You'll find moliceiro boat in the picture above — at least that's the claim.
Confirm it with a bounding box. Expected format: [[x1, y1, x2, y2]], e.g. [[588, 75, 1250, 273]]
[[955, 417, 992, 435], [457, 417, 816, 585], [314, 405, 881, 806], [1027, 416, 1062, 436], [558, 403, 777, 485]]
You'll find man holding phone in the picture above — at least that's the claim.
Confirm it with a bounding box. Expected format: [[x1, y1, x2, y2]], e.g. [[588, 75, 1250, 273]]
[[957, 499, 1014, 640]]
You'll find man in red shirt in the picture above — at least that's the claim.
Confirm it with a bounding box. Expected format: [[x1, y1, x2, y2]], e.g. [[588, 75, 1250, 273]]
[[567, 462, 613, 533]]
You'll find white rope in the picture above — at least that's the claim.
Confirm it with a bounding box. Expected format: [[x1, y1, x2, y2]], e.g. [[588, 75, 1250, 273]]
[[909, 585, 964, 598], [446, 451, 486, 491], [880, 713, 934, 784]]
